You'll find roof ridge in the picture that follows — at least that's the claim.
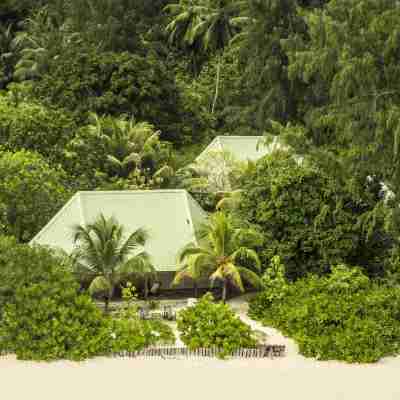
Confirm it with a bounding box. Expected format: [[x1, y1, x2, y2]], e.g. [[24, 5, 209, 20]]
[[217, 135, 264, 139], [78, 189, 187, 195]]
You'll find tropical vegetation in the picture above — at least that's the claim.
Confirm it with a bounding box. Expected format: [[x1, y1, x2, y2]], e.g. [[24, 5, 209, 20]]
[[1, 0, 400, 363], [173, 212, 262, 302], [72, 214, 151, 311], [249, 262, 400, 363], [177, 293, 257, 358], [0, 241, 173, 360]]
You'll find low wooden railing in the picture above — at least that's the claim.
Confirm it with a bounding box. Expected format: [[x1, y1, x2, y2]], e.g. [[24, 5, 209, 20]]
[[1, 345, 286, 359], [112, 344, 285, 359]]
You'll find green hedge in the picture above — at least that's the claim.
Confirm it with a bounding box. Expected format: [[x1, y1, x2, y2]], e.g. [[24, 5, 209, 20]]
[[249, 264, 400, 363], [177, 293, 257, 358]]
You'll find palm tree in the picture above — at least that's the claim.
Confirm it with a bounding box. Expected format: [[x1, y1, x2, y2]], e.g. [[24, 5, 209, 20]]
[[174, 212, 262, 302], [88, 113, 173, 182], [173, 248, 207, 297], [165, 0, 240, 113], [164, 0, 205, 75], [129, 254, 157, 300], [72, 214, 150, 312]]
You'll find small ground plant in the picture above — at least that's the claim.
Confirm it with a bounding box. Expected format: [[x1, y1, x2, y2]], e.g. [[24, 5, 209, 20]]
[[249, 263, 400, 363], [107, 283, 175, 353], [177, 293, 257, 358]]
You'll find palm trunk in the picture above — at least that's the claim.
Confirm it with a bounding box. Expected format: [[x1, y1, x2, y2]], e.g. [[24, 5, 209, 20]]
[[144, 275, 149, 300], [104, 296, 109, 313], [105, 284, 115, 313], [222, 280, 228, 303], [211, 53, 222, 114]]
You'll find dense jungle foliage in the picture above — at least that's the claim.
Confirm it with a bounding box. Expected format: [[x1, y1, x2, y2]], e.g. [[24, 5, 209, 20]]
[[2, 0, 400, 362], [0, 0, 399, 247]]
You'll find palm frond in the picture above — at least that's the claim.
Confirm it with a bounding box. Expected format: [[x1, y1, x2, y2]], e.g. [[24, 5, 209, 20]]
[[231, 247, 261, 271], [119, 252, 155, 276], [118, 227, 149, 259], [224, 262, 245, 292], [236, 267, 263, 290], [177, 243, 212, 263]]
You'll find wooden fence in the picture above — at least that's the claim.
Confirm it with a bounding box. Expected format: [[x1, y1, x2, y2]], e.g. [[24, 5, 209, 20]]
[[111, 344, 285, 359], [0, 345, 285, 360]]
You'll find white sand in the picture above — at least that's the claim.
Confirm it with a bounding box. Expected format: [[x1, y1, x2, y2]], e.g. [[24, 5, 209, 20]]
[[1, 297, 399, 400]]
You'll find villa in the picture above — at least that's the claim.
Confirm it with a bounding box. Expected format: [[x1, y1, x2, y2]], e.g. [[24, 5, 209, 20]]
[[194, 135, 283, 191], [196, 135, 281, 163], [30, 136, 282, 288], [30, 190, 207, 290]]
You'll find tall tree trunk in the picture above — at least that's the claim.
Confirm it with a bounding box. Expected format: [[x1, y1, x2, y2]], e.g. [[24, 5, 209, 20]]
[[211, 53, 222, 114], [144, 275, 149, 300], [222, 280, 228, 303], [193, 281, 198, 298]]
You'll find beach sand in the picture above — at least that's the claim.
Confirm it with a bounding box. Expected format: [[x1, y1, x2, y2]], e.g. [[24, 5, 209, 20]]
[[1, 297, 399, 400]]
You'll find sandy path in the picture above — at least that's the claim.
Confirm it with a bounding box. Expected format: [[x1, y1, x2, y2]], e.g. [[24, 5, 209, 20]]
[[1, 297, 400, 399]]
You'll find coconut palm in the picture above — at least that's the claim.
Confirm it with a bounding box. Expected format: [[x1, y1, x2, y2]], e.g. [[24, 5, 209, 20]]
[[173, 248, 207, 297], [72, 214, 150, 312], [165, 0, 240, 113], [128, 254, 157, 300], [164, 0, 205, 75], [174, 212, 262, 302]]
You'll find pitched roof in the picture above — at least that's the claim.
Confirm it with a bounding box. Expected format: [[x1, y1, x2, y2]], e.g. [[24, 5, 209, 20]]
[[30, 190, 207, 272], [196, 136, 281, 163]]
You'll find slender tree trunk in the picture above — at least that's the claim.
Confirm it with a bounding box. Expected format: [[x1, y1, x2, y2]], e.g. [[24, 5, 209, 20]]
[[105, 284, 115, 313], [104, 296, 109, 313], [193, 281, 198, 298], [144, 275, 149, 300], [211, 53, 222, 114], [222, 280, 228, 303]]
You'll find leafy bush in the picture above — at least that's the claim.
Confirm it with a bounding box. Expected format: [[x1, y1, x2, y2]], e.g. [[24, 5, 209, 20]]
[[0, 257, 174, 360], [249, 264, 400, 363], [108, 318, 175, 353], [0, 94, 77, 164], [177, 293, 257, 358], [0, 261, 110, 361], [250, 256, 289, 315], [239, 151, 393, 279], [0, 238, 73, 312], [0, 150, 69, 242]]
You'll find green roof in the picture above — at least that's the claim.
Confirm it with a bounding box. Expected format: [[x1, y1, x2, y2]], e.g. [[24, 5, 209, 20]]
[[196, 136, 280, 162], [30, 190, 207, 272]]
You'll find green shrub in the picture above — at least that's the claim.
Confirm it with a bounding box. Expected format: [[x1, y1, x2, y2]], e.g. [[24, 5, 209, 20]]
[[249, 264, 400, 363], [0, 239, 73, 313], [239, 151, 393, 280], [0, 95, 77, 165], [0, 259, 175, 360], [0, 150, 69, 242], [108, 318, 175, 353], [177, 293, 257, 358], [0, 263, 110, 361], [249, 256, 289, 317]]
